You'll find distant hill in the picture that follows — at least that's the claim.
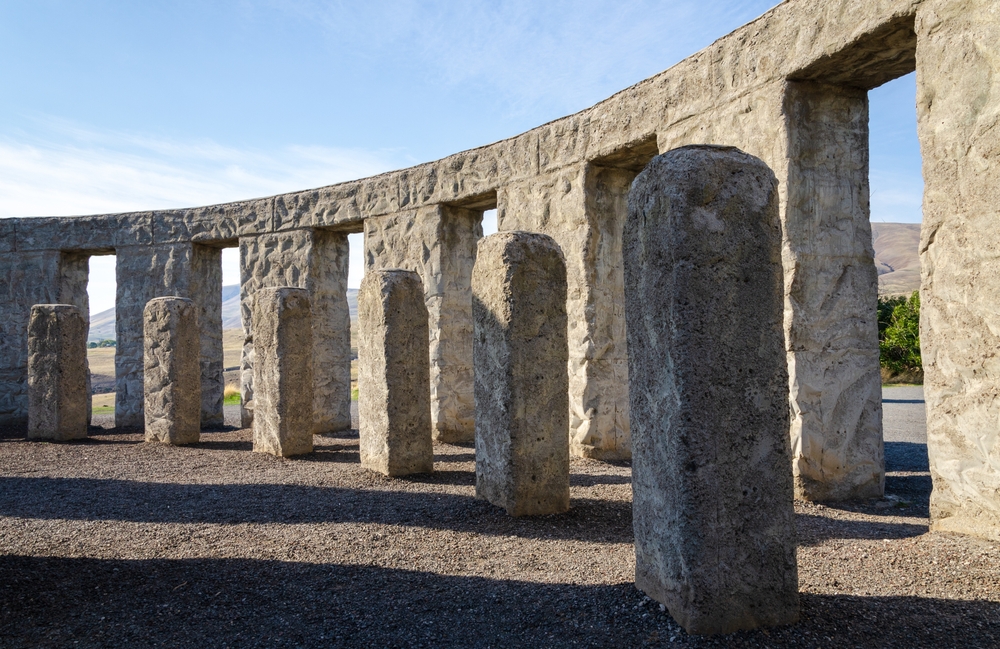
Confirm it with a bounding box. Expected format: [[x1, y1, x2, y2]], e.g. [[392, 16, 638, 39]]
[[89, 286, 358, 341], [872, 223, 920, 296]]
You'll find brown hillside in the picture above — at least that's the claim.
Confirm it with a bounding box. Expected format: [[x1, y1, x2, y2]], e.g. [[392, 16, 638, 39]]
[[872, 222, 920, 296]]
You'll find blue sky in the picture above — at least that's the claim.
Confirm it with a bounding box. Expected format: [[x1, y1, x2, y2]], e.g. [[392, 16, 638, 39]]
[[0, 1, 922, 314]]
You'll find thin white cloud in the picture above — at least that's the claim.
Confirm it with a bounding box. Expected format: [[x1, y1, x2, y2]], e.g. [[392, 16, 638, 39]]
[[0, 119, 400, 218]]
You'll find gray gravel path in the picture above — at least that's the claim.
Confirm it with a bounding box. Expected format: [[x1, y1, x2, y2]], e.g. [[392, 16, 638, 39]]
[[2, 388, 997, 648]]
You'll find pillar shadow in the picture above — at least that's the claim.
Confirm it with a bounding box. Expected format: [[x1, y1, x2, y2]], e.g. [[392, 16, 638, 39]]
[[1, 555, 996, 648], [0, 476, 633, 543]]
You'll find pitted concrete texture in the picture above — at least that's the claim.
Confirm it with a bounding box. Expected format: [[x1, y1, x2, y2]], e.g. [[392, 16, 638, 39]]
[[782, 81, 884, 502], [143, 297, 201, 445], [364, 205, 481, 444], [252, 287, 314, 458], [27, 304, 88, 441], [917, 0, 1000, 542], [115, 244, 224, 430], [239, 230, 351, 434], [473, 232, 569, 517], [358, 270, 433, 477], [624, 147, 798, 634]]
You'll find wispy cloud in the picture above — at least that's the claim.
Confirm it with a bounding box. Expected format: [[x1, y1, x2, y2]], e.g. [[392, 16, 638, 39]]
[[257, 0, 778, 119], [0, 118, 400, 218]]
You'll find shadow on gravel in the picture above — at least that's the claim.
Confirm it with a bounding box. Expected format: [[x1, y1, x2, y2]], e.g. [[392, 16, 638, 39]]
[[795, 513, 927, 546], [0, 476, 632, 543], [885, 442, 929, 472], [1, 555, 996, 649]]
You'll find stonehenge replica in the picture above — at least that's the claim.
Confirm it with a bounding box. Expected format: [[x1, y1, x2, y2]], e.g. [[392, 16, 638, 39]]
[[3, 0, 1000, 633]]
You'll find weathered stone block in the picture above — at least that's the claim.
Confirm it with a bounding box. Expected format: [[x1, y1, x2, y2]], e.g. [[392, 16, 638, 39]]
[[624, 146, 798, 634], [27, 304, 88, 441], [473, 232, 569, 516], [358, 270, 433, 476], [143, 297, 201, 445], [252, 287, 314, 457]]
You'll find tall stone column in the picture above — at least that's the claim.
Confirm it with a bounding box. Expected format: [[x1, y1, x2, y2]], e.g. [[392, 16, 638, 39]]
[[252, 287, 314, 457], [115, 244, 223, 429], [782, 81, 883, 501], [58, 252, 92, 424], [27, 304, 89, 441], [0, 251, 76, 431], [473, 232, 569, 516], [497, 163, 632, 460], [364, 205, 480, 443], [144, 297, 201, 445], [358, 270, 433, 476], [916, 0, 1000, 542], [625, 146, 798, 635], [239, 229, 351, 434]]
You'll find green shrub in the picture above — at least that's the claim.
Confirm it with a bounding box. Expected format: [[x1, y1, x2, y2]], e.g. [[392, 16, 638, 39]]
[[878, 291, 922, 380]]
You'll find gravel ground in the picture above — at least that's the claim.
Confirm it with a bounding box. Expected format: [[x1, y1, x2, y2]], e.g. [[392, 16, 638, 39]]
[[1, 390, 998, 648]]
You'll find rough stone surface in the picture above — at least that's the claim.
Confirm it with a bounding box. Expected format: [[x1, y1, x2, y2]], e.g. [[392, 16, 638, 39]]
[[143, 297, 201, 445], [358, 270, 433, 476], [115, 244, 224, 429], [917, 0, 1000, 542], [473, 232, 569, 516], [252, 287, 314, 457], [624, 146, 798, 634], [239, 230, 351, 434], [364, 205, 481, 443], [27, 304, 88, 441], [499, 164, 639, 461]]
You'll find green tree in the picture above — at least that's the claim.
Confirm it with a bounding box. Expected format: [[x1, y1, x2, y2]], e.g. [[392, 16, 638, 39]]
[[878, 291, 921, 376]]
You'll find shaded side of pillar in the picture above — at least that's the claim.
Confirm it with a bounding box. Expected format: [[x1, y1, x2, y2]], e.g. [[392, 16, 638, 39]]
[[625, 146, 798, 635], [473, 231, 569, 517], [916, 0, 1000, 542], [358, 269, 433, 476], [783, 81, 883, 501]]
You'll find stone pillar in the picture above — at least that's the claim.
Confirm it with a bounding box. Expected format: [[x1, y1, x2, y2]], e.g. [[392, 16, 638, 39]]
[[358, 269, 433, 476], [624, 146, 798, 635], [0, 251, 78, 431], [115, 244, 224, 429], [472, 232, 569, 516], [58, 252, 92, 425], [916, 0, 1000, 542], [27, 304, 89, 441], [497, 164, 632, 460], [252, 287, 314, 457], [783, 81, 883, 501], [191, 246, 224, 428], [364, 205, 480, 443], [144, 297, 201, 445], [239, 230, 351, 433]]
